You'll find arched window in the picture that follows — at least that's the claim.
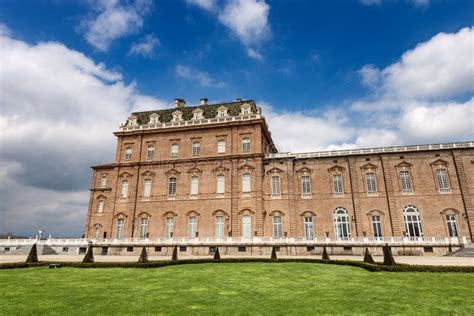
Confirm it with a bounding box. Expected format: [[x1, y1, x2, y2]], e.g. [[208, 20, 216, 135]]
[[215, 216, 225, 239], [94, 226, 101, 239], [165, 217, 174, 238], [242, 215, 252, 238], [273, 215, 282, 239], [116, 218, 125, 239], [188, 216, 198, 239], [304, 216, 314, 240], [139, 218, 148, 239], [334, 207, 351, 238], [446, 213, 458, 237], [403, 206, 423, 237]]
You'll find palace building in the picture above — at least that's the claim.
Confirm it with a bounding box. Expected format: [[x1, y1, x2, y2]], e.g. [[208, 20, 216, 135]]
[[84, 98, 474, 251]]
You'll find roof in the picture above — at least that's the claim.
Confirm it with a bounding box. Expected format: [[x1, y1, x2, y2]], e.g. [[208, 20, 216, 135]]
[[127, 100, 258, 126]]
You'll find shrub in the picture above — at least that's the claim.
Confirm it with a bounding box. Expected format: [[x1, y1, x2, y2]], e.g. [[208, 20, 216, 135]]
[[363, 247, 375, 264], [171, 246, 178, 261], [213, 247, 221, 260], [82, 245, 94, 263], [26, 244, 38, 263], [271, 246, 277, 260], [322, 246, 330, 260], [382, 244, 396, 266], [138, 247, 148, 263]]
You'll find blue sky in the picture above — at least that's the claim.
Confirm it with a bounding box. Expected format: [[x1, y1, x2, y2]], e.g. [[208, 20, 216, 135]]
[[0, 0, 473, 236]]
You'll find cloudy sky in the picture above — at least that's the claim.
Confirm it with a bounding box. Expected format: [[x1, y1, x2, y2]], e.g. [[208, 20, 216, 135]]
[[0, 0, 473, 237]]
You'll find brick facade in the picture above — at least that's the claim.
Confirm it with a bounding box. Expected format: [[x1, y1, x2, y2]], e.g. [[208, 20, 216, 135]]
[[84, 100, 474, 242]]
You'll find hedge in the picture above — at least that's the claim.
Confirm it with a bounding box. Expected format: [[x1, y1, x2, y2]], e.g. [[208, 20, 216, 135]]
[[1, 258, 473, 273]]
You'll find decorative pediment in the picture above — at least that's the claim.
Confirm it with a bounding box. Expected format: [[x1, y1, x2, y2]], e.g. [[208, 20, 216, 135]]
[[127, 114, 138, 126], [212, 165, 230, 174], [165, 168, 181, 176], [240, 103, 252, 115], [269, 210, 285, 217], [93, 223, 103, 228], [328, 165, 345, 172], [119, 171, 133, 178], [185, 210, 201, 217], [238, 209, 254, 215], [212, 209, 229, 216], [395, 161, 413, 169], [440, 208, 459, 215], [192, 108, 204, 120], [296, 166, 312, 174], [238, 164, 255, 171], [187, 166, 203, 174], [217, 106, 228, 117], [266, 167, 284, 174], [172, 110, 183, 121], [366, 209, 386, 216], [300, 211, 317, 217], [148, 113, 160, 124], [141, 170, 156, 177], [114, 212, 128, 218], [360, 162, 378, 170], [137, 211, 151, 218], [163, 211, 177, 218], [430, 158, 449, 166]]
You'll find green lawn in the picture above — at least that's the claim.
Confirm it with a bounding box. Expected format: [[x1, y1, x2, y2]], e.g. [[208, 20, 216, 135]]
[[1, 263, 473, 315]]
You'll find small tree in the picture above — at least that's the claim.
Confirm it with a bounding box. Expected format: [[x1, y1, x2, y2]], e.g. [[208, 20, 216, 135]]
[[271, 246, 277, 260], [138, 246, 148, 263], [213, 247, 221, 260], [82, 245, 94, 263], [382, 244, 396, 266], [171, 246, 178, 261], [26, 243, 38, 263], [322, 246, 330, 260], [363, 247, 375, 264]]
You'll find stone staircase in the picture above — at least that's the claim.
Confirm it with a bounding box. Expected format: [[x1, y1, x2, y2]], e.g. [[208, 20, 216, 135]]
[[448, 243, 474, 257]]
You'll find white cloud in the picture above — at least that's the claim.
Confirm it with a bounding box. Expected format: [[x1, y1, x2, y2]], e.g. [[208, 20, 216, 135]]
[[80, 0, 153, 51], [246, 48, 263, 60], [358, 64, 382, 90], [0, 29, 167, 236], [0, 23, 11, 36], [175, 64, 225, 87], [360, 0, 430, 7], [129, 33, 160, 57], [186, 0, 216, 11]]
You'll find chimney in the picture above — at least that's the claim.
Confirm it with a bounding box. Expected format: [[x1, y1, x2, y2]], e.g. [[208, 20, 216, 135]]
[[200, 98, 208, 106], [174, 98, 186, 107], [235, 98, 242, 102]]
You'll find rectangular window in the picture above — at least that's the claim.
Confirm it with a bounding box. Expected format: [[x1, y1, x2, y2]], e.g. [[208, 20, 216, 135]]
[[124, 147, 132, 161], [139, 218, 148, 239], [400, 171, 413, 193], [436, 169, 450, 192], [217, 175, 225, 194], [143, 179, 152, 198], [446, 214, 458, 237], [188, 217, 197, 239], [242, 138, 250, 153], [217, 139, 226, 154], [116, 219, 124, 239], [272, 176, 281, 196], [190, 176, 199, 195], [100, 175, 107, 188], [371, 215, 382, 238], [304, 217, 314, 240], [168, 177, 177, 196], [147, 145, 154, 160], [301, 176, 311, 196], [333, 174, 344, 196], [242, 173, 251, 193], [97, 200, 105, 213], [192, 142, 201, 156], [121, 180, 129, 198], [170, 143, 179, 157], [366, 172, 377, 195], [166, 217, 174, 238], [242, 215, 251, 238], [215, 216, 224, 239], [273, 216, 282, 239]]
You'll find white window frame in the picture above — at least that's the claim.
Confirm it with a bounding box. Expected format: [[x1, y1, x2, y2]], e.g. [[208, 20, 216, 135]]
[[271, 175, 281, 197], [400, 170, 413, 194], [168, 177, 177, 196], [170, 143, 179, 158], [124, 147, 132, 161], [334, 208, 351, 238], [215, 216, 225, 239], [190, 176, 199, 196], [97, 199, 105, 213], [143, 179, 152, 198], [366, 172, 378, 195], [139, 218, 148, 239], [121, 180, 129, 198], [371, 215, 382, 238], [116, 219, 125, 239], [403, 206, 423, 237], [446, 214, 458, 237], [146, 145, 154, 160], [273, 215, 282, 239], [242, 137, 250, 153], [95, 227, 100, 239], [304, 216, 314, 240], [242, 173, 251, 193], [217, 139, 226, 154], [192, 142, 201, 156], [301, 175, 311, 197], [165, 217, 174, 238], [436, 169, 451, 193], [188, 216, 198, 239], [216, 175, 225, 195], [242, 215, 251, 238], [333, 174, 344, 196]]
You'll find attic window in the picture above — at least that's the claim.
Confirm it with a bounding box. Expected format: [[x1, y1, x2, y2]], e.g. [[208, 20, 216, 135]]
[[193, 109, 204, 120], [241, 104, 252, 115], [217, 107, 228, 117], [148, 114, 159, 124], [128, 115, 137, 126], [172, 111, 183, 122]]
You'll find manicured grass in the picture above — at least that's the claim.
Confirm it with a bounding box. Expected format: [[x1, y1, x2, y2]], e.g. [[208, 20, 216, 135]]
[[1, 263, 473, 315]]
